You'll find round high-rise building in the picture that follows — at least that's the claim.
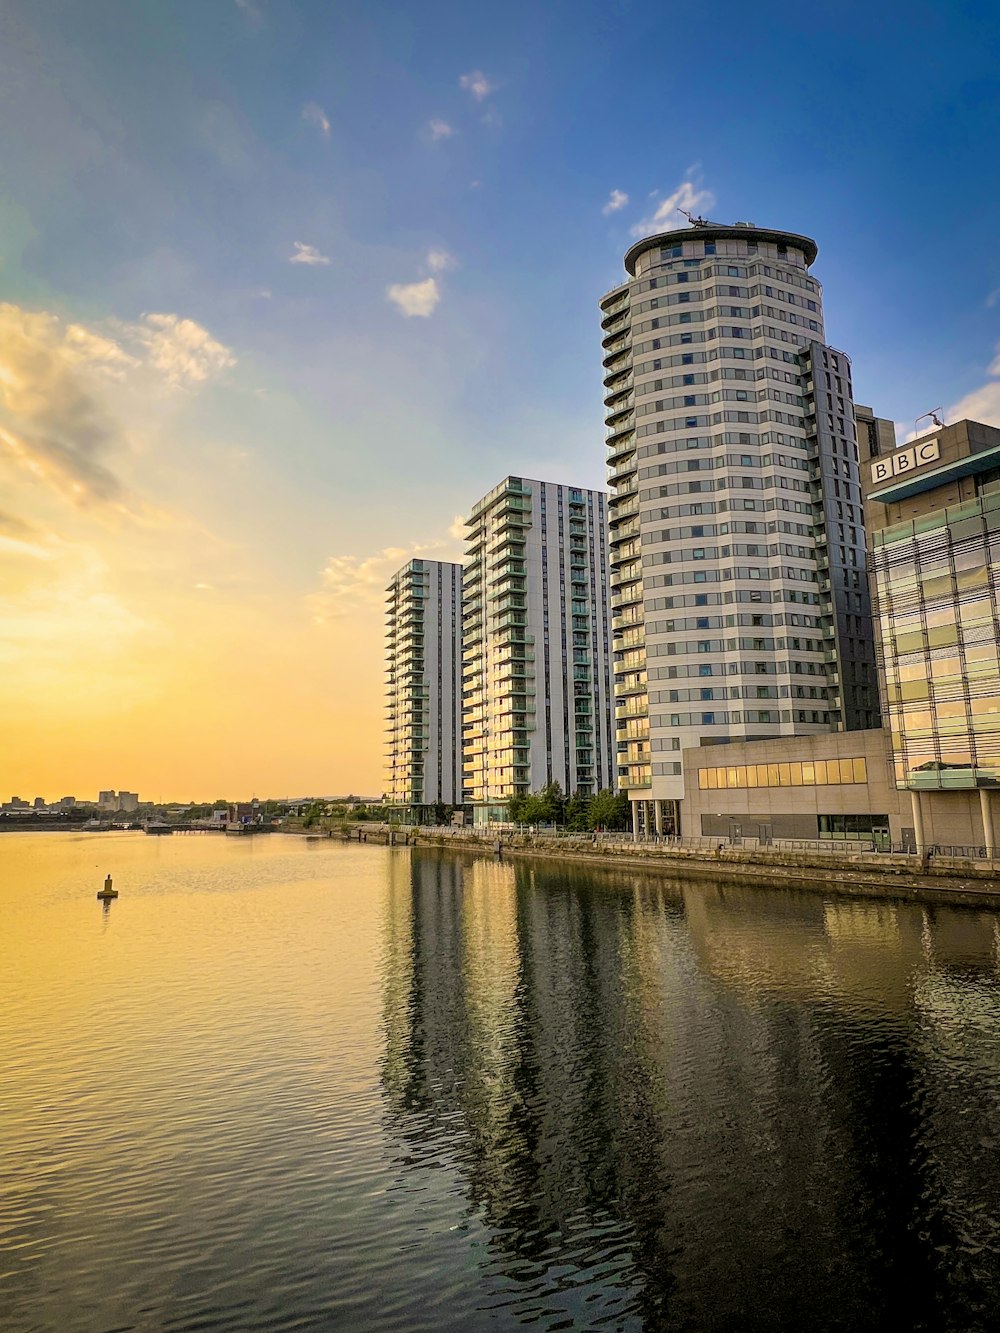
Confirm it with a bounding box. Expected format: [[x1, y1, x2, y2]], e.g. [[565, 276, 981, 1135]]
[[601, 222, 877, 834]]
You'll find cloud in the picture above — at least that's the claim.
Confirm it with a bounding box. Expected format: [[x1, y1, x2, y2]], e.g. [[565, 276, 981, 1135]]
[[428, 119, 455, 140], [386, 278, 441, 318], [602, 189, 629, 215], [937, 340, 1000, 429], [630, 179, 716, 238], [0, 304, 129, 507], [64, 324, 140, 378], [289, 241, 331, 266], [987, 289, 1000, 309], [0, 303, 236, 510], [234, 0, 265, 26], [310, 538, 461, 624], [131, 313, 236, 388], [426, 250, 457, 273], [302, 102, 331, 137], [459, 70, 496, 101], [448, 514, 467, 541]]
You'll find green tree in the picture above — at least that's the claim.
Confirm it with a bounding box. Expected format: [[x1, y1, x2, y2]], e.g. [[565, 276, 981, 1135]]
[[507, 793, 526, 823], [431, 800, 449, 825], [565, 789, 592, 831], [535, 781, 566, 825], [302, 799, 326, 828], [587, 788, 629, 831]]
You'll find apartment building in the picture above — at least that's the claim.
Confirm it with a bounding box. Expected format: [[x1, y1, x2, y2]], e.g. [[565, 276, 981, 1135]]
[[600, 221, 879, 835], [384, 559, 463, 817], [462, 477, 614, 823]]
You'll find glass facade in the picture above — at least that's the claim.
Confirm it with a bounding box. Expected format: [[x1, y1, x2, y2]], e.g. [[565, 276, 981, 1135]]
[[698, 757, 867, 790], [870, 489, 1000, 789]]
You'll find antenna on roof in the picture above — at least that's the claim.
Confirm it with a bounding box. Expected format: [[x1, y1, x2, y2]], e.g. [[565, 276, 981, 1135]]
[[679, 208, 709, 227], [915, 408, 945, 433]]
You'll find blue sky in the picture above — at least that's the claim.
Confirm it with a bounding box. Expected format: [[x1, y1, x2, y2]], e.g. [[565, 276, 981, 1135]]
[[2, 0, 999, 795]]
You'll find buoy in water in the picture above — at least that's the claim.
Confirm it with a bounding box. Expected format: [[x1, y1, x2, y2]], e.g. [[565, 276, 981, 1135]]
[[97, 873, 118, 901]]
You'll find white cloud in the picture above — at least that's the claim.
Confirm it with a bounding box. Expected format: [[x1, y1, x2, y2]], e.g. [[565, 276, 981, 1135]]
[[426, 250, 457, 273], [132, 313, 236, 388], [630, 180, 716, 238], [386, 278, 440, 318], [940, 341, 1000, 429], [234, 0, 265, 26], [448, 514, 467, 541], [459, 70, 496, 101], [428, 119, 455, 140], [310, 536, 462, 624], [902, 340, 1000, 440], [289, 241, 331, 266], [602, 189, 629, 215], [302, 102, 331, 137], [64, 325, 140, 378], [986, 289, 1000, 309]]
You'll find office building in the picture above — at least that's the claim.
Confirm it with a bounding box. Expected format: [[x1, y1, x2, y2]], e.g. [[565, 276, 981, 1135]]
[[600, 220, 879, 835], [385, 559, 463, 818], [462, 477, 614, 823], [860, 416, 1000, 853]]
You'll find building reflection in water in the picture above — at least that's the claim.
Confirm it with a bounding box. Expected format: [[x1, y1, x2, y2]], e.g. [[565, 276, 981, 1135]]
[[381, 851, 1000, 1331]]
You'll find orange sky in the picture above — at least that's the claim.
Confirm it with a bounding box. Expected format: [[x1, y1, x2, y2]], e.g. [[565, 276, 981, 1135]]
[[0, 302, 466, 801]]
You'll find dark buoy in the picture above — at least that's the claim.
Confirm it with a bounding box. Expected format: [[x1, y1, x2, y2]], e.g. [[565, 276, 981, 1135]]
[[97, 873, 118, 901]]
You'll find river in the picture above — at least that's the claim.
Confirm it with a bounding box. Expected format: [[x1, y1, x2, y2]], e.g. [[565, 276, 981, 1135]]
[[2, 831, 999, 1330]]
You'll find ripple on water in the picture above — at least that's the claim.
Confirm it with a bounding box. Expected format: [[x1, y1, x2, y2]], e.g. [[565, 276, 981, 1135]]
[[2, 836, 1000, 1331]]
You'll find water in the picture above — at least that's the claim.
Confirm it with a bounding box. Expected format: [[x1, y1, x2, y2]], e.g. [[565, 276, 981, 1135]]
[[2, 833, 1000, 1331]]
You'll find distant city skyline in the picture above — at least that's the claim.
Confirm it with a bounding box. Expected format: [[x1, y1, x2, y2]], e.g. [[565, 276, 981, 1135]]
[[2, 0, 999, 796]]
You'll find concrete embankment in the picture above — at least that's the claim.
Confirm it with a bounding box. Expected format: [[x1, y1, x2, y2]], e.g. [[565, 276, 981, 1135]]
[[281, 821, 1000, 904]]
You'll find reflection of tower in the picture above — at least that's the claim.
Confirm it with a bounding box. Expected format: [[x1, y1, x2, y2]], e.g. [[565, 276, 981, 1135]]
[[380, 852, 1000, 1323]]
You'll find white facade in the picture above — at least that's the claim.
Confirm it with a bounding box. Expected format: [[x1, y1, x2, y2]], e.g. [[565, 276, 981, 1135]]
[[462, 477, 614, 821], [385, 559, 463, 812], [601, 223, 878, 832]]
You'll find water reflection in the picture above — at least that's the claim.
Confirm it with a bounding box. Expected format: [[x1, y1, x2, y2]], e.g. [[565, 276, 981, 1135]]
[[382, 853, 1000, 1331]]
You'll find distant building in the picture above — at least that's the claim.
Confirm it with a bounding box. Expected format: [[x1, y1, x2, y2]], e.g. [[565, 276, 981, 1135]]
[[33, 796, 46, 809], [384, 558, 464, 819], [98, 790, 117, 811], [462, 476, 614, 823], [58, 797, 77, 810], [118, 791, 139, 813]]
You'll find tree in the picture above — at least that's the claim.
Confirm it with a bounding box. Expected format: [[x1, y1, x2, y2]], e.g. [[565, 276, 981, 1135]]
[[565, 789, 592, 831], [587, 788, 629, 831], [302, 799, 326, 828], [535, 781, 566, 825], [431, 801, 449, 826]]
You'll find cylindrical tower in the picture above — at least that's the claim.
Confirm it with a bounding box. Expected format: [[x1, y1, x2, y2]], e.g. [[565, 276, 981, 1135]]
[[602, 222, 876, 832]]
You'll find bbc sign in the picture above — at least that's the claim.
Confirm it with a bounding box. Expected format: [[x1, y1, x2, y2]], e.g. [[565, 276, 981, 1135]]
[[869, 438, 941, 485]]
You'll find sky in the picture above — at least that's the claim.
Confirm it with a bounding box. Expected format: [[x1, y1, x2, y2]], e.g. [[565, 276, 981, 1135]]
[[2, 0, 1000, 801]]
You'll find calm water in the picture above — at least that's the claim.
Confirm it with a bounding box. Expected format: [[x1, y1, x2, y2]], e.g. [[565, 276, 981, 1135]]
[[2, 834, 1000, 1331]]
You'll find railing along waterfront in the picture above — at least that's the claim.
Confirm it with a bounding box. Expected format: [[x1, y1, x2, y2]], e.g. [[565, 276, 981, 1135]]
[[360, 823, 1000, 864]]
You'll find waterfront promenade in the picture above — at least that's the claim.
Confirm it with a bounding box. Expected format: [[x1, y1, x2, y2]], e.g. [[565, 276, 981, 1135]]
[[302, 821, 1000, 902]]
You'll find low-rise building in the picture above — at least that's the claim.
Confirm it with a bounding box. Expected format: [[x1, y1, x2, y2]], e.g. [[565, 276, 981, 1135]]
[[860, 416, 1000, 854]]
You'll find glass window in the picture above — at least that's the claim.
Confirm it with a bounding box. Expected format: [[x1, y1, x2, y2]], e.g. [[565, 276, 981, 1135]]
[[852, 758, 867, 783]]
